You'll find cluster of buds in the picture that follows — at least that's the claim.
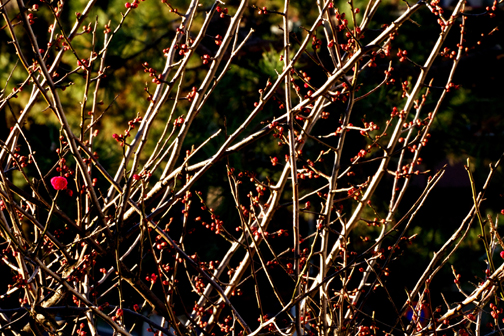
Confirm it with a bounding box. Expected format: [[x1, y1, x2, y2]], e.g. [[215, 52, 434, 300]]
[[266, 259, 280, 269], [347, 185, 365, 200], [175, 25, 187, 36], [125, 0, 143, 9], [486, 0, 497, 18], [297, 168, 320, 180], [402, 117, 424, 130], [111, 308, 123, 321], [299, 70, 312, 88], [7, 274, 26, 289], [383, 44, 391, 57], [77, 59, 88, 70], [339, 41, 353, 52], [397, 49, 408, 62], [14, 208, 25, 221], [257, 315, 276, 332], [82, 22, 92, 33], [52, 2, 63, 17], [207, 260, 218, 270], [335, 12, 345, 21], [76, 323, 87, 336], [50, 34, 70, 52], [2, 247, 18, 261], [55, 156, 75, 179], [173, 116, 184, 127], [268, 120, 278, 129], [254, 184, 267, 196], [195, 213, 224, 234], [214, 34, 223, 46], [163, 3, 179, 14], [145, 273, 157, 284], [82, 151, 99, 165], [180, 191, 192, 217], [112, 115, 143, 145], [365, 217, 385, 227], [398, 163, 415, 178], [390, 107, 406, 118], [186, 86, 197, 102], [440, 47, 456, 58], [388, 30, 397, 41], [72, 295, 81, 306], [112, 133, 127, 145], [257, 6, 268, 15], [230, 288, 242, 296], [357, 325, 373, 336], [143, 63, 163, 84], [311, 36, 322, 50], [216, 6, 228, 18], [274, 229, 290, 239], [194, 276, 206, 294], [386, 74, 395, 86], [238, 204, 249, 217], [445, 82, 460, 92], [271, 124, 284, 138], [177, 43, 189, 56], [27, 13, 36, 25], [401, 80, 410, 98], [335, 13, 348, 31], [334, 123, 352, 136], [11, 151, 32, 169], [161, 263, 172, 274], [489, 303, 503, 320], [360, 121, 379, 135], [201, 54, 211, 65], [128, 116, 143, 129], [154, 234, 169, 250], [40, 236, 55, 251], [436, 17, 451, 30], [357, 149, 368, 159], [429, 0, 444, 15], [75, 253, 97, 275], [218, 315, 234, 333], [197, 259, 218, 271]]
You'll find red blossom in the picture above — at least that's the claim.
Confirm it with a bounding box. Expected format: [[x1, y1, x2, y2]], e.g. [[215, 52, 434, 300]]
[[51, 176, 68, 190]]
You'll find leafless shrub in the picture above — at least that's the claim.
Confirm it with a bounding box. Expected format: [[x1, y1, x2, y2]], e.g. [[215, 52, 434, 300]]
[[0, 0, 503, 335]]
